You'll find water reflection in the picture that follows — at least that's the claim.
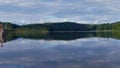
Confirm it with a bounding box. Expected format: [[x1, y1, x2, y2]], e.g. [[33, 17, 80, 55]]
[[4, 31, 120, 41], [0, 38, 120, 68], [1, 31, 120, 47], [0, 32, 120, 68]]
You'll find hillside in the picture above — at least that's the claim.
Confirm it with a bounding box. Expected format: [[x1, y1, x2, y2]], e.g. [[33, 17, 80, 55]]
[[0, 21, 120, 31], [0, 22, 19, 30], [20, 22, 96, 31]]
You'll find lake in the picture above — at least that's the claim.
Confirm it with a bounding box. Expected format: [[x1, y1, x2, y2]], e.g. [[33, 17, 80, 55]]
[[0, 32, 120, 68]]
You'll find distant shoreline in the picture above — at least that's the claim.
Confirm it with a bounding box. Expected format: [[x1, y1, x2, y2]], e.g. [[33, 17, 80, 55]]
[[1, 21, 120, 32], [50, 30, 120, 32]]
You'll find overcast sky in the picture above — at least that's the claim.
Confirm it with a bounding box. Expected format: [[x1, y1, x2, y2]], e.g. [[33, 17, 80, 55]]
[[0, 0, 120, 25]]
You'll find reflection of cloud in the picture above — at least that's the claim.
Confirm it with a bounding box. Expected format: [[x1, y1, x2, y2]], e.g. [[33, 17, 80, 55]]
[[0, 38, 120, 68]]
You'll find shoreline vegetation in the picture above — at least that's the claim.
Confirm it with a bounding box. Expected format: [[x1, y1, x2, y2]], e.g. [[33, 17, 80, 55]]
[[0, 21, 120, 32], [0, 21, 119, 42]]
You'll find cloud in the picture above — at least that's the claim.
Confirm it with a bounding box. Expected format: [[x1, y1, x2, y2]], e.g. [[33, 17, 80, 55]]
[[0, 0, 36, 7], [0, 0, 119, 24]]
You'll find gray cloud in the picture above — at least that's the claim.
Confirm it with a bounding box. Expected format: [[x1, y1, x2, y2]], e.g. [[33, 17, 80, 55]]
[[0, 0, 119, 24]]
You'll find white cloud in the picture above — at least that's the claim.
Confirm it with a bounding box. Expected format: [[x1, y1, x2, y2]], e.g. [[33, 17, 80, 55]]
[[0, 0, 36, 7], [0, 0, 119, 24]]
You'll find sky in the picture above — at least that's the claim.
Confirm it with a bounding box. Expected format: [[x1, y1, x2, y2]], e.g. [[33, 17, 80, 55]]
[[0, 0, 120, 25]]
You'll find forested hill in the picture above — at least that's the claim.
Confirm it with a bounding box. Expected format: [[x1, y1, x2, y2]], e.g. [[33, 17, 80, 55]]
[[21, 22, 96, 31], [0, 22, 19, 30], [0, 21, 120, 31]]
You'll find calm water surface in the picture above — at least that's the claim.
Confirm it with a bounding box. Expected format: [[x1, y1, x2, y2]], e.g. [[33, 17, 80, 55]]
[[0, 32, 120, 68]]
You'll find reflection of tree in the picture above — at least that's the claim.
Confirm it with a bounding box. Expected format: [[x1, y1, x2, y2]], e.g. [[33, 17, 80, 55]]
[[3, 31, 120, 43], [111, 32, 120, 39], [4, 30, 17, 42]]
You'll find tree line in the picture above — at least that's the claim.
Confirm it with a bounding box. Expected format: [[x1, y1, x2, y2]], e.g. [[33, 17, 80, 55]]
[[0, 21, 120, 32]]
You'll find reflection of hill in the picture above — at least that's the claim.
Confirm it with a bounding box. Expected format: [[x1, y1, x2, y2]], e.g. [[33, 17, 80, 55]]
[[48, 32, 97, 40], [3, 31, 120, 43], [4, 31, 18, 42]]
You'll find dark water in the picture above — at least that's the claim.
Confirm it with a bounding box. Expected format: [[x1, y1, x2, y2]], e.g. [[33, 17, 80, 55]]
[[0, 32, 120, 68]]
